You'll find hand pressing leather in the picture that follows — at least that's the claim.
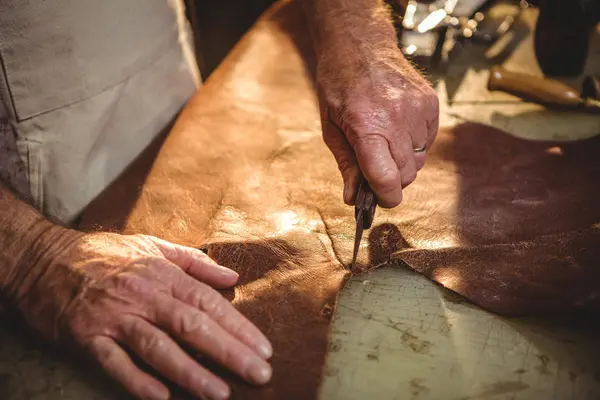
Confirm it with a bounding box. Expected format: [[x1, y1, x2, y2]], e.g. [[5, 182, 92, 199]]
[[317, 49, 439, 208], [12, 230, 273, 400]]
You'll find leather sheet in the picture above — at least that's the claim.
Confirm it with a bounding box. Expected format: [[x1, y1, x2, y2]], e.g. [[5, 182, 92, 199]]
[[80, 0, 600, 398]]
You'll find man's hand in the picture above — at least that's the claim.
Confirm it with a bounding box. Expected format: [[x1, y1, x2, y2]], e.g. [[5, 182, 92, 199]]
[[319, 55, 439, 208], [303, 0, 440, 208], [13, 231, 273, 400]]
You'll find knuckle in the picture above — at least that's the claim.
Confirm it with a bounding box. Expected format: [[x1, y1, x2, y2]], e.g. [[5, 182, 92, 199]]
[[133, 234, 157, 251], [114, 273, 148, 295], [62, 302, 122, 342], [353, 133, 385, 150], [171, 246, 193, 271], [371, 167, 401, 191], [121, 320, 151, 349], [411, 95, 427, 111], [343, 110, 390, 138], [322, 130, 338, 148], [98, 350, 117, 367], [141, 330, 167, 354], [230, 317, 252, 340], [196, 376, 212, 397], [221, 346, 241, 366], [62, 312, 85, 337], [428, 92, 440, 112], [93, 342, 118, 365], [179, 310, 211, 336], [418, 87, 438, 110], [411, 89, 438, 113], [63, 316, 98, 345], [344, 109, 369, 129], [336, 153, 355, 174], [218, 342, 240, 369], [180, 367, 203, 390], [197, 288, 227, 318], [322, 134, 354, 170], [394, 152, 409, 170]]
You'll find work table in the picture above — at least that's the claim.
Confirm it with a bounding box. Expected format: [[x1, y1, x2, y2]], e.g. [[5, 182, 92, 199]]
[[1, 2, 600, 400]]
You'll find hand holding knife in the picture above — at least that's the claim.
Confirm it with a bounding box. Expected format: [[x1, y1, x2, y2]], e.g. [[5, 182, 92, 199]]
[[349, 145, 428, 270]]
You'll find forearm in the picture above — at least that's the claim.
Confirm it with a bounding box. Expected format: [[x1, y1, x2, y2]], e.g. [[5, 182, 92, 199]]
[[302, 0, 439, 208], [0, 181, 76, 303], [302, 0, 406, 73]]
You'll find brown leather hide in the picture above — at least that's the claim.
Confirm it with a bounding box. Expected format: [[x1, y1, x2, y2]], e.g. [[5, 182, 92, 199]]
[[80, 0, 600, 398]]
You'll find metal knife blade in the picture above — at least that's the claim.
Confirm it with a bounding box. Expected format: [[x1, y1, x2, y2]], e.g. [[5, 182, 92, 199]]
[[351, 209, 364, 271]]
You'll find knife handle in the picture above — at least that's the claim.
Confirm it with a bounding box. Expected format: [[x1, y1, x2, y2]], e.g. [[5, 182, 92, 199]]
[[355, 177, 377, 229], [487, 65, 583, 109]]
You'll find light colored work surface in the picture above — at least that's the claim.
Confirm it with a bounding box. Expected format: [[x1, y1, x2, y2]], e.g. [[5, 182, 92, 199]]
[[322, 5, 600, 400], [322, 267, 600, 400]]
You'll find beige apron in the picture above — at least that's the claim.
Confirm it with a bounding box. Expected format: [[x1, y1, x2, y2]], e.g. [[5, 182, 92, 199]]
[[0, 0, 200, 224]]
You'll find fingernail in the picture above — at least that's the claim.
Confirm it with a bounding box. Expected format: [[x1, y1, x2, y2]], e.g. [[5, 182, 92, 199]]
[[206, 381, 230, 400], [249, 360, 272, 385], [257, 342, 273, 359]]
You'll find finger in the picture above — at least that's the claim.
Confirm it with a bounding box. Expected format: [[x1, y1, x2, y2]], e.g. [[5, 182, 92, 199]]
[[426, 112, 439, 148], [389, 128, 419, 187], [87, 336, 169, 400], [408, 118, 429, 171], [152, 294, 272, 385], [424, 89, 440, 146], [352, 134, 403, 208], [322, 116, 361, 205], [145, 236, 239, 289], [413, 149, 427, 172], [172, 274, 273, 359], [121, 317, 231, 400]]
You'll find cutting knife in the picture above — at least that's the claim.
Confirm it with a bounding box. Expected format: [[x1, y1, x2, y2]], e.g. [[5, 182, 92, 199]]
[[351, 176, 378, 271]]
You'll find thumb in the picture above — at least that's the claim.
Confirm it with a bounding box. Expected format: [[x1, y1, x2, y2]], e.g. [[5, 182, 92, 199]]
[[322, 118, 361, 205], [142, 235, 239, 288]]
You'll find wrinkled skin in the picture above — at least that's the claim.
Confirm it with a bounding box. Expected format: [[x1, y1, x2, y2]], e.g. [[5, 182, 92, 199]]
[[15, 232, 273, 400], [317, 52, 439, 208]]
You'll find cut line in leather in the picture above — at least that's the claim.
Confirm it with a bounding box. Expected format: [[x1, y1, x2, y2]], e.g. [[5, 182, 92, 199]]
[[80, 1, 600, 398]]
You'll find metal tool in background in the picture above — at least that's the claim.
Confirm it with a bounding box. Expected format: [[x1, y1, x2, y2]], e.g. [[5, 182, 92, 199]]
[[351, 177, 378, 271], [394, 0, 526, 70], [487, 65, 600, 113]]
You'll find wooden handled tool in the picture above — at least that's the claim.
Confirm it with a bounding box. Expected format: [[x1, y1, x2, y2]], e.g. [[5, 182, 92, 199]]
[[487, 66, 600, 113]]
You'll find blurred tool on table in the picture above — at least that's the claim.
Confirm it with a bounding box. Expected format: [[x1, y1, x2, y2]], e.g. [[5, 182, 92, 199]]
[[488, 66, 600, 113], [388, 0, 599, 75]]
